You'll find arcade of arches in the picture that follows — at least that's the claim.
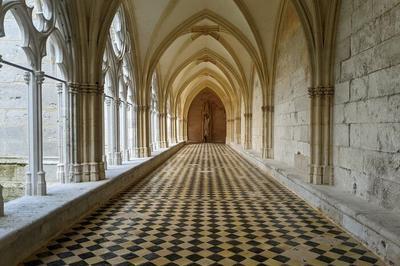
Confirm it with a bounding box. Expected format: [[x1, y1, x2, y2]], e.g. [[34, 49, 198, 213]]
[[0, 0, 399, 265]]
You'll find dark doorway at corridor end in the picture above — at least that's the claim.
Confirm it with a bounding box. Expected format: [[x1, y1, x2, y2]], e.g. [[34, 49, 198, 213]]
[[187, 89, 226, 143]]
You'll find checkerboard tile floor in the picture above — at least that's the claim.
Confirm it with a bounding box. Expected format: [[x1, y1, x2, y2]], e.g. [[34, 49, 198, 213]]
[[24, 144, 383, 265]]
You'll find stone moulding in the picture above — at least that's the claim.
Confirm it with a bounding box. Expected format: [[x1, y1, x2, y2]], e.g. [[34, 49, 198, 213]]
[[0, 142, 185, 266]]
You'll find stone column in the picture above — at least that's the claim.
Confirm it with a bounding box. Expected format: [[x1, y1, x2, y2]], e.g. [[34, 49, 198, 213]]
[[130, 105, 138, 157], [149, 109, 154, 151], [25, 71, 46, 196], [158, 113, 168, 148], [178, 118, 184, 142], [120, 100, 129, 161], [68, 83, 105, 182], [136, 105, 151, 157], [235, 116, 241, 144], [308, 86, 334, 185], [0, 185, 3, 216], [113, 99, 122, 165], [244, 113, 252, 149], [56, 83, 66, 183], [171, 116, 177, 144], [105, 98, 114, 165], [262, 105, 274, 159], [102, 97, 107, 170], [183, 118, 188, 142]]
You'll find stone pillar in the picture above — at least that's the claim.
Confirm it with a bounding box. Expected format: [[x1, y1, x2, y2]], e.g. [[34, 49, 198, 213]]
[[262, 105, 274, 159], [235, 116, 241, 144], [136, 105, 151, 157], [308, 87, 334, 185], [227, 118, 235, 143], [178, 118, 184, 142], [0, 185, 4, 217], [244, 113, 252, 149], [105, 98, 114, 165], [170, 116, 177, 144], [120, 100, 129, 161], [113, 99, 122, 165], [158, 112, 168, 148], [25, 71, 46, 196], [102, 97, 107, 170], [68, 83, 105, 182], [56, 83, 66, 183], [183, 118, 188, 142], [130, 105, 138, 157]]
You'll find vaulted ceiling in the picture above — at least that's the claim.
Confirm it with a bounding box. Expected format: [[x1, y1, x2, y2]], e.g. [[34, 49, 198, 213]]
[[121, 0, 284, 113]]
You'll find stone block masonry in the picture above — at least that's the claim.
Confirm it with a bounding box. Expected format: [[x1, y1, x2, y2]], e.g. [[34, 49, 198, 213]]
[[333, 0, 400, 213]]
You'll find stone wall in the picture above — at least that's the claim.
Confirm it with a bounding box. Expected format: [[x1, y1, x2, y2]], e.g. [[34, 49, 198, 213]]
[[252, 73, 263, 155], [187, 89, 226, 143], [333, 0, 400, 213], [273, 2, 311, 171]]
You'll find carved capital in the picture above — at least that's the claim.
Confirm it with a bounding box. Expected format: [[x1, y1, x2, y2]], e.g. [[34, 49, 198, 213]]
[[261, 105, 274, 112], [24, 71, 31, 85], [35, 71, 45, 85], [244, 113, 252, 119], [68, 83, 104, 95], [308, 86, 334, 97]]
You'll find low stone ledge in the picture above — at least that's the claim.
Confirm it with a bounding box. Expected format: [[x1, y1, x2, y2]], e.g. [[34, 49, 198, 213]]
[[229, 144, 400, 266], [0, 142, 185, 266]]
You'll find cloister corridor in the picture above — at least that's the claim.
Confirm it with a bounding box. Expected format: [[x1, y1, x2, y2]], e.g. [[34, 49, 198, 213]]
[[24, 144, 382, 266]]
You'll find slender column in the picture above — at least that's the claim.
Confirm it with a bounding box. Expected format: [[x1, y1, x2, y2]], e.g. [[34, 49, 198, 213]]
[[149, 109, 154, 151], [178, 118, 184, 142], [244, 113, 252, 149], [158, 113, 168, 148], [308, 87, 334, 185], [235, 116, 241, 144], [56, 83, 65, 183], [120, 101, 129, 161], [183, 118, 188, 142], [262, 105, 274, 158], [105, 98, 114, 165], [136, 105, 151, 157], [130, 105, 138, 157], [102, 97, 107, 170], [25, 71, 46, 195], [171, 116, 177, 144], [0, 185, 3, 216], [113, 99, 122, 165]]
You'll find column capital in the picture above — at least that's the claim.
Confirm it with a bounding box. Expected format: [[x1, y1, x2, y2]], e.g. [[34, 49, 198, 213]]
[[261, 105, 274, 112], [105, 97, 112, 106], [244, 113, 252, 118], [56, 82, 63, 94], [24, 71, 31, 85], [308, 86, 334, 97], [35, 71, 45, 85], [137, 105, 149, 112], [68, 83, 104, 95]]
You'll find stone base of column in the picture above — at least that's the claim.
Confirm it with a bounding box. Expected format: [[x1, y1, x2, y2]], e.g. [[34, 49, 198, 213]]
[[244, 141, 252, 150], [129, 148, 138, 158], [137, 147, 151, 158], [70, 164, 83, 183], [103, 155, 108, 170], [57, 163, 66, 183], [113, 152, 122, 165], [309, 164, 333, 185], [25, 172, 32, 196], [0, 185, 3, 217], [123, 150, 130, 162], [262, 148, 273, 159], [159, 141, 168, 148], [37, 171, 46, 196], [72, 162, 105, 182]]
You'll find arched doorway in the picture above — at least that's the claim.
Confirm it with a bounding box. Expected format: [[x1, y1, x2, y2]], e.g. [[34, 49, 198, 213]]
[[187, 89, 226, 143]]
